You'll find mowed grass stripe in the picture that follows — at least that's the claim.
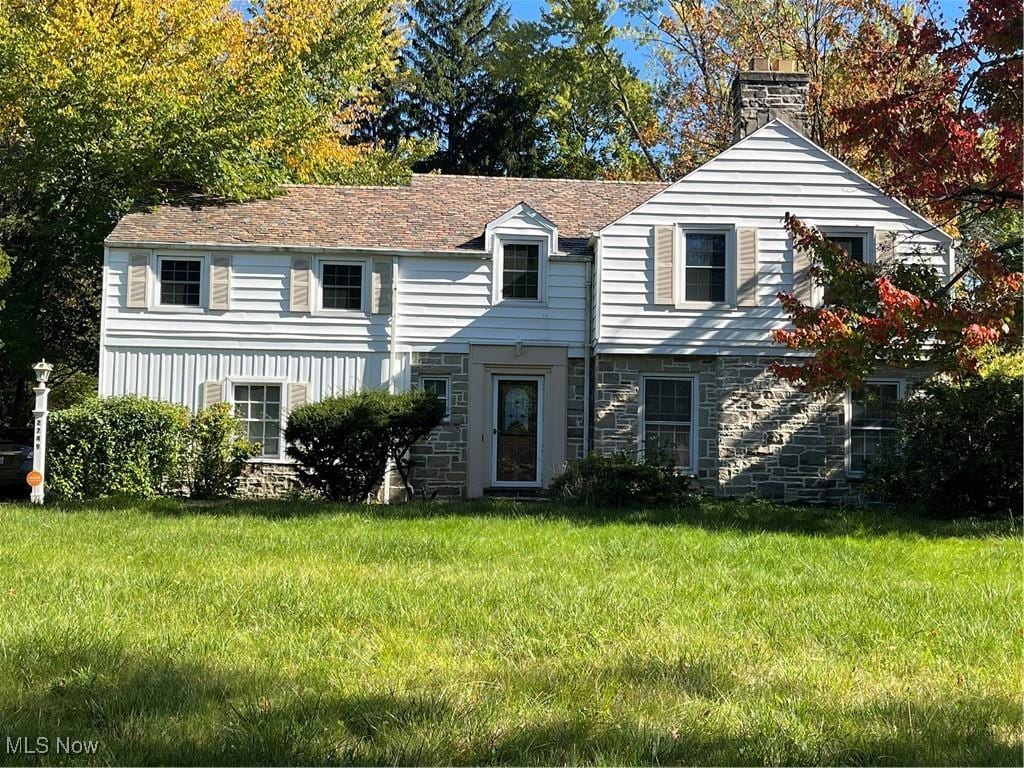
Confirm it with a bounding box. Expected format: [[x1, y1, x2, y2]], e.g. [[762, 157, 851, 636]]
[[0, 499, 1019, 766]]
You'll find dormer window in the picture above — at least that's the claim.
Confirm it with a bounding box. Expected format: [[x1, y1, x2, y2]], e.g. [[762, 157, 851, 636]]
[[501, 243, 540, 301]]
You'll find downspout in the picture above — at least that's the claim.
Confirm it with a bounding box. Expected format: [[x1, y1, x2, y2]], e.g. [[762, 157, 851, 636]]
[[583, 235, 598, 456]]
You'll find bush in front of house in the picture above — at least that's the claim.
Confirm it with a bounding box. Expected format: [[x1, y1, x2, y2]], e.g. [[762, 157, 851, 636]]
[[866, 356, 1023, 517], [285, 389, 445, 503], [48, 395, 189, 500], [548, 453, 697, 508], [181, 403, 257, 499]]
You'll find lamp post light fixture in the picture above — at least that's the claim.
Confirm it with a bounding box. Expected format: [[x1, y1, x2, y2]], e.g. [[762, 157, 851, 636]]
[[29, 359, 53, 504]]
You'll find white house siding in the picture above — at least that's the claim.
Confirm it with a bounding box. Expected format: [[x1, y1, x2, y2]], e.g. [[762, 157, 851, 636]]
[[595, 121, 952, 355], [394, 256, 587, 355], [101, 243, 586, 411]]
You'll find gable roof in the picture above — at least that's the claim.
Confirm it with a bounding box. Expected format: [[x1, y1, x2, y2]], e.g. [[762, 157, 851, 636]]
[[597, 119, 953, 242], [107, 174, 669, 256]]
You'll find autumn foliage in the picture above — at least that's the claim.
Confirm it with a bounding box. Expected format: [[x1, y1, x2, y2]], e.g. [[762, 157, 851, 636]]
[[770, 214, 1024, 390]]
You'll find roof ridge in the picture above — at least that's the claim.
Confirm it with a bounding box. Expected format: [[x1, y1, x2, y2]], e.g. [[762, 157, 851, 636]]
[[411, 173, 669, 186]]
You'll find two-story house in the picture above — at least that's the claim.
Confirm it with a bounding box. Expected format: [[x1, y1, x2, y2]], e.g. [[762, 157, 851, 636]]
[[100, 61, 953, 502]]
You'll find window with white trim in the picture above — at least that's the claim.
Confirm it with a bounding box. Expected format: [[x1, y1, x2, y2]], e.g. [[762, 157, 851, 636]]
[[159, 257, 202, 306], [234, 384, 282, 459], [848, 381, 903, 475], [501, 242, 540, 300], [682, 231, 728, 303], [641, 377, 696, 471], [421, 377, 450, 421], [321, 262, 364, 310]]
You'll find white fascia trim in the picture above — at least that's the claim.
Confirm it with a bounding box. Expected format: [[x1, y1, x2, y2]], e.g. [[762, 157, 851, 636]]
[[106, 240, 491, 259], [485, 202, 558, 253]]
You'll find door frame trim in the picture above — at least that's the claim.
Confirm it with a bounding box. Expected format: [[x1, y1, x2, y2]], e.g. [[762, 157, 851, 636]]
[[490, 374, 544, 488]]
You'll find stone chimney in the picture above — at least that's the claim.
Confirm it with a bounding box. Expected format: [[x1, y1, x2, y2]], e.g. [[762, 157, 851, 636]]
[[731, 58, 809, 143]]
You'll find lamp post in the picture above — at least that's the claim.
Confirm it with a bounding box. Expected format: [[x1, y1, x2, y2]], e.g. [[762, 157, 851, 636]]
[[29, 360, 53, 505]]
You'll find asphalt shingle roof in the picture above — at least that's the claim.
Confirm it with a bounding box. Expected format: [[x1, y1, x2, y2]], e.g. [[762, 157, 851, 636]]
[[106, 174, 669, 255]]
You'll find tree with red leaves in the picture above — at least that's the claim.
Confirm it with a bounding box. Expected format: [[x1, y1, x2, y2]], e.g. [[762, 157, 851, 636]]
[[775, 0, 1021, 390], [771, 215, 1023, 390], [832, 0, 1022, 220]]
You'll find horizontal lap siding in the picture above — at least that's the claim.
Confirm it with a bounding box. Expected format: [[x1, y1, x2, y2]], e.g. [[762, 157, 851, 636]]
[[105, 251, 389, 351], [396, 257, 586, 351], [597, 123, 950, 353], [99, 347, 396, 411]]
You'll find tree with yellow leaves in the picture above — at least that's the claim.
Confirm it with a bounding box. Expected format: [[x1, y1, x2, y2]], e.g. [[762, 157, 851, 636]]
[[0, 0, 416, 427]]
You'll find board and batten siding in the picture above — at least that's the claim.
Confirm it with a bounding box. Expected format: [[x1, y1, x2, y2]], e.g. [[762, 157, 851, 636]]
[[99, 346, 409, 411], [595, 121, 952, 355]]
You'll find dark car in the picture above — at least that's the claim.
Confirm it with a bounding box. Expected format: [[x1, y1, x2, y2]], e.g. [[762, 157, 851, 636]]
[[0, 441, 31, 491]]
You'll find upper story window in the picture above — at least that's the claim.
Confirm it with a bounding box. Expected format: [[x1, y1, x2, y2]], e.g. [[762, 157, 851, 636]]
[[641, 376, 696, 473], [421, 377, 451, 421], [501, 243, 540, 301], [159, 258, 202, 306], [233, 383, 282, 459], [322, 262, 363, 311], [827, 234, 866, 262], [683, 232, 727, 303], [848, 380, 903, 476]]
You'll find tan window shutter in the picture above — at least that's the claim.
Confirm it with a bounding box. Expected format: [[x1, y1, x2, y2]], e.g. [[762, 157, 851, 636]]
[[653, 225, 675, 305], [736, 228, 759, 307], [126, 251, 150, 308], [875, 230, 896, 264], [371, 257, 393, 315], [202, 380, 224, 409], [287, 382, 308, 414], [793, 245, 813, 305], [290, 256, 312, 313], [209, 254, 231, 310]]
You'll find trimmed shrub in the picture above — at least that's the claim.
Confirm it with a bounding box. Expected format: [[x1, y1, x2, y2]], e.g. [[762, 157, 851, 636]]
[[548, 454, 697, 508], [48, 395, 188, 500], [286, 389, 444, 502], [866, 365, 1023, 517], [182, 403, 257, 499]]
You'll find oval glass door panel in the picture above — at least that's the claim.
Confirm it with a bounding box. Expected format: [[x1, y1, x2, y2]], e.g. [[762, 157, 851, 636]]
[[495, 379, 539, 483]]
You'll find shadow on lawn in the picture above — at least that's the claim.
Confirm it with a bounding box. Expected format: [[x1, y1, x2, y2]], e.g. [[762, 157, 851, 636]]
[[0, 638, 1019, 766], [116, 494, 1019, 540]]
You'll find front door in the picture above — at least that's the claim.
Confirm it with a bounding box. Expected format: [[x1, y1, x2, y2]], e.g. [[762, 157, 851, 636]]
[[491, 376, 543, 487]]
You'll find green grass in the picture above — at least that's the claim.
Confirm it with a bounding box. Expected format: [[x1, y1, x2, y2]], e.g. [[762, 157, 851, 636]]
[[0, 497, 1020, 766]]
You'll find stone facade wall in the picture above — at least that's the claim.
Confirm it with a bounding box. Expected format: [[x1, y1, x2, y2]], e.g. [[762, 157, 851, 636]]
[[593, 354, 720, 485], [409, 352, 470, 500], [567, 357, 586, 463], [237, 462, 300, 499], [594, 353, 929, 504]]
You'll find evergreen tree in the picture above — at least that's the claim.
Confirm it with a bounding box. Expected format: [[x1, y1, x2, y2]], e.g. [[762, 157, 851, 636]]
[[397, 0, 554, 175]]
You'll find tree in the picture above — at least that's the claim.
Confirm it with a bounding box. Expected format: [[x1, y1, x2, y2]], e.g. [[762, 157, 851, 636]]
[[832, 0, 1022, 223], [509, 0, 664, 180], [626, 0, 890, 176], [770, 215, 1023, 390], [0, 0, 409, 430], [390, 0, 553, 175]]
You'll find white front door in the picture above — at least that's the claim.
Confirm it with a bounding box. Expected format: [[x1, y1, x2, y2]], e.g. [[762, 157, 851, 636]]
[[491, 375, 543, 487]]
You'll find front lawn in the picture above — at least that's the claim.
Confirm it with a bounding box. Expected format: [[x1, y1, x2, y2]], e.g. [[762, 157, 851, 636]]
[[0, 498, 1019, 766]]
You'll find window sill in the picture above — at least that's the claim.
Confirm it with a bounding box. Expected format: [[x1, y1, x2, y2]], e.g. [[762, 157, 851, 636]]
[[147, 304, 207, 313], [497, 299, 547, 308], [672, 302, 735, 311]]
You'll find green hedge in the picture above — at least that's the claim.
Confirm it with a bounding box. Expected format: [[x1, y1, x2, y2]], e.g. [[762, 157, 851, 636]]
[[48, 396, 188, 500], [49, 396, 254, 500], [285, 389, 444, 502], [867, 359, 1023, 517], [548, 454, 698, 508]]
